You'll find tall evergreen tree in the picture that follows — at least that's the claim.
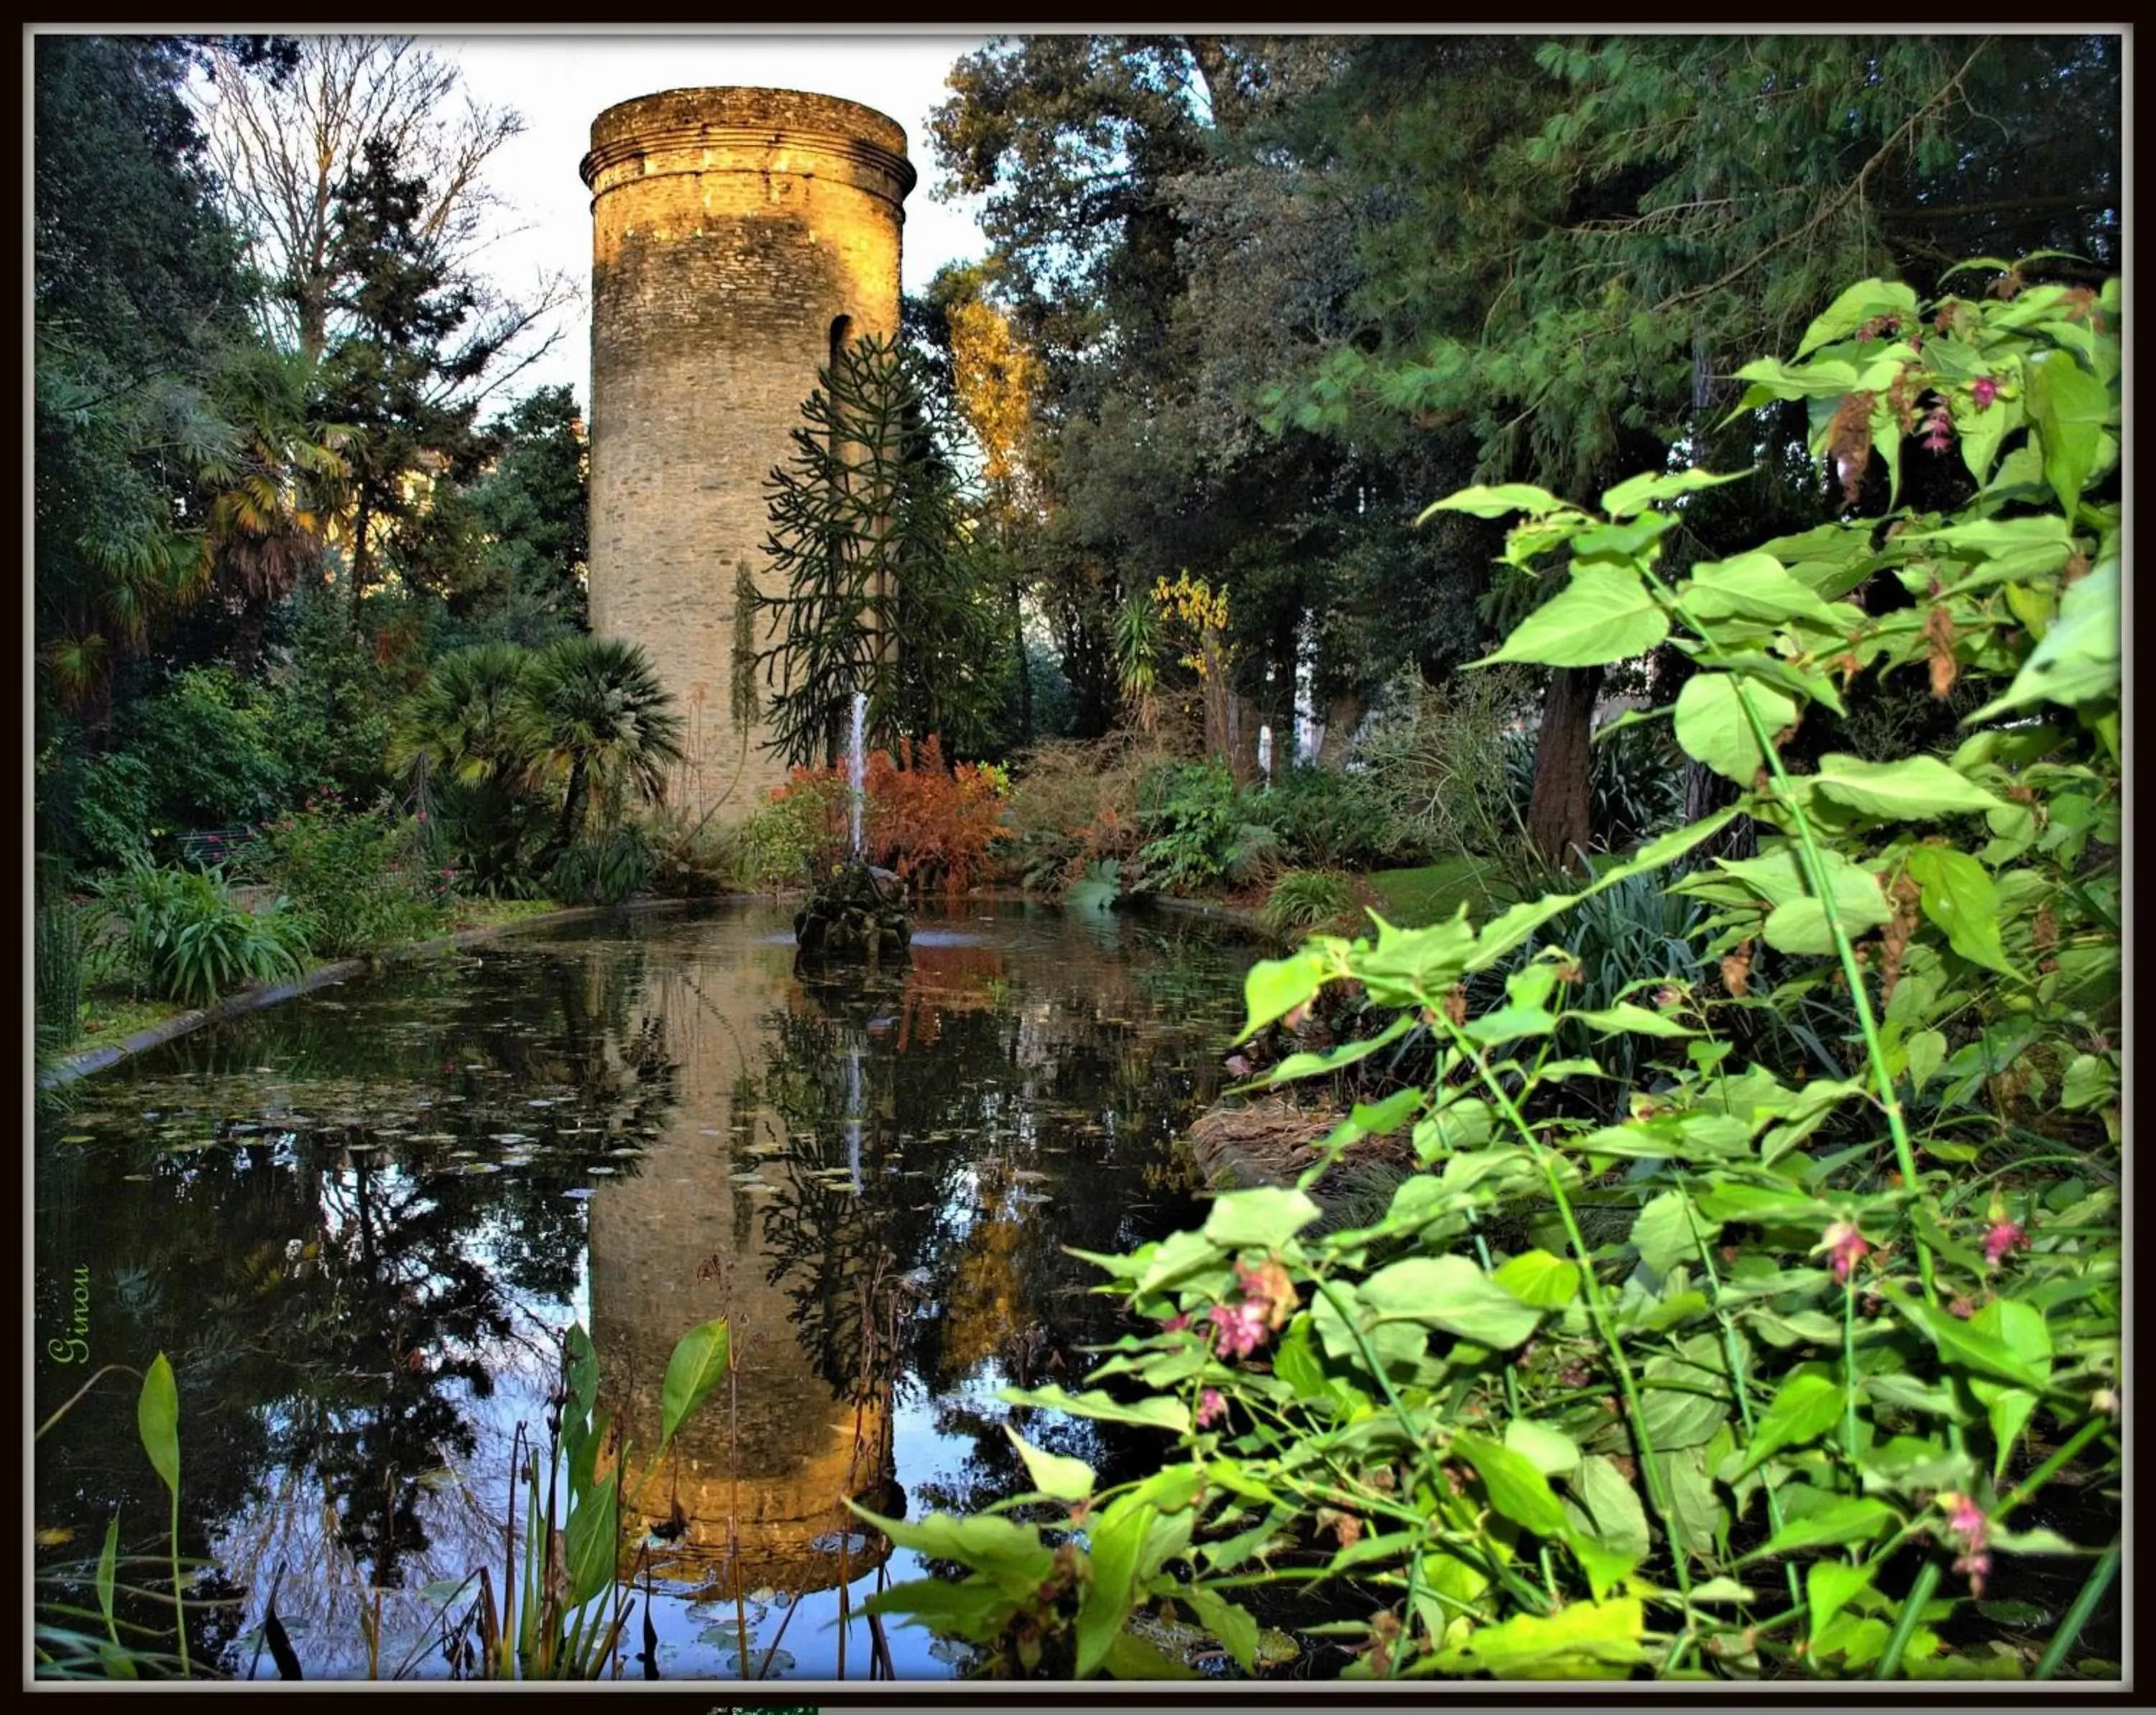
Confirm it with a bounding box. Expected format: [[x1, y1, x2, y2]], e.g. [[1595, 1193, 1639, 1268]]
[[757, 334, 999, 768]]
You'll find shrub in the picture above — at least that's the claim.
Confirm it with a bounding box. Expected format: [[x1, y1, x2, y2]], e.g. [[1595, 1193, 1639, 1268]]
[[767, 735, 1013, 895], [1258, 869, 1359, 942], [854, 266, 2122, 1684], [1257, 765, 1411, 869], [548, 823, 653, 906], [1133, 760, 1279, 896], [93, 860, 309, 1008], [1001, 728, 1194, 896], [641, 804, 745, 898], [1351, 666, 1539, 866], [251, 801, 446, 958]]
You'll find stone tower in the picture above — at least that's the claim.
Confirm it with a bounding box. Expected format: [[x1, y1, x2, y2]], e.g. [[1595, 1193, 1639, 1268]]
[[581, 88, 914, 816]]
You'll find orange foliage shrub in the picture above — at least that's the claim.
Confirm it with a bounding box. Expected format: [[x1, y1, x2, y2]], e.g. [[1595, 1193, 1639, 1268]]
[[768, 734, 1012, 895]]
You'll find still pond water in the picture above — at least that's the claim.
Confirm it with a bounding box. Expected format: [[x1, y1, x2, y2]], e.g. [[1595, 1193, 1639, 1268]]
[[34, 899, 1260, 1680]]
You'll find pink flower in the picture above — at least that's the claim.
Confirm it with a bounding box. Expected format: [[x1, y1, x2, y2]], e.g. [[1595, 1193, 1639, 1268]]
[[1984, 1220, 2027, 1269], [1235, 1258, 1299, 1331], [1939, 1491, 1991, 1596], [1943, 1492, 1986, 1541], [1817, 1221, 1870, 1285], [1162, 1312, 1191, 1333], [1195, 1388, 1226, 1428], [1971, 376, 1999, 410], [1208, 1300, 1268, 1361], [1920, 401, 1954, 453]]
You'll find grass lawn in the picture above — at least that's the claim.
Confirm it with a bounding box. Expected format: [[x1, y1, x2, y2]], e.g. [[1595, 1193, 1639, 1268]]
[[1367, 856, 1516, 927]]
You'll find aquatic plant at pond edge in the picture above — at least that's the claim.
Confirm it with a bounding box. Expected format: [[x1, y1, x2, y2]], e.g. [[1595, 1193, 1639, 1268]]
[[425, 1315, 731, 1680], [846, 265, 2121, 1680]]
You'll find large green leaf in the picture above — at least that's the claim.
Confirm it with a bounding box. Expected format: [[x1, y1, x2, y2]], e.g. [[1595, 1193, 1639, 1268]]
[[1076, 1502, 1151, 1677], [1424, 482, 1570, 520], [1454, 1433, 1568, 1537], [1889, 1296, 2051, 1390], [1239, 948, 1329, 1039], [1794, 278, 1922, 357], [1629, 1190, 1700, 1277], [1434, 1597, 1647, 1678], [1600, 466, 1752, 518], [1741, 1495, 1896, 1561], [1181, 1585, 1259, 1675], [1807, 1560, 1877, 1640], [1479, 563, 1669, 668], [1350, 911, 1478, 1006], [852, 1507, 1056, 1597], [1005, 1427, 1095, 1502], [1360, 1254, 1542, 1349], [1807, 754, 2007, 822], [659, 1316, 730, 1450], [1733, 1371, 1847, 1476], [999, 1384, 1191, 1434], [1682, 551, 1853, 629], [1674, 671, 1797, 785], [137, 1353, 180, 1501], [2027, 349, 2111, 518], [1202, 1185, 1321, 1251], [1493, 1249, 1583, 1310], [1569, 1454, 1651, 1560], [1968, 557, 2119, 719], [1902, 847, 2014, 975], [563, 1470, 620, 1609]]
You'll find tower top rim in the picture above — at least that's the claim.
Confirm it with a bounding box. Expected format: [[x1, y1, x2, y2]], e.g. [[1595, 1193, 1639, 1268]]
[[585, 86, 911, 184]]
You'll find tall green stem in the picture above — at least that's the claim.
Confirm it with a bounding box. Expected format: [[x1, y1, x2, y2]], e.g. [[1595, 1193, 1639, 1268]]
[[1437, 1020, 1693, 1611]]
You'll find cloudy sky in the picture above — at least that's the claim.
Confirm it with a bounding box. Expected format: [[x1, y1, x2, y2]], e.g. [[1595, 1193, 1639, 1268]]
[[431, 30, 994, 406]]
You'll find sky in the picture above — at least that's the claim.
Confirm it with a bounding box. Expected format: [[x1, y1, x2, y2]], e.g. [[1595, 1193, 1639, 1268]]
[[427, 31, 995, 408]]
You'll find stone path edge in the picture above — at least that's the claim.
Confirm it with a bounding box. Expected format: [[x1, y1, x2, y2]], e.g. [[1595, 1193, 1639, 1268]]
[[37, 896, 734, 1090]]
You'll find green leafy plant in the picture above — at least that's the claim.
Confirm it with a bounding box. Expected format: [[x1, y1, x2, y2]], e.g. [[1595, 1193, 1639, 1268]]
[[35, 1354, 203, 1679], [250, 799, 445, 957], [429, 1317, 732, 1680], [1133, 760, 1280, 896], [548, 822, 653, 907], [850, 265, 2120, 1680], [1258, 869, 1359, 941], [93, 860, 309, 1008], [1259, 765, 1412, 870]]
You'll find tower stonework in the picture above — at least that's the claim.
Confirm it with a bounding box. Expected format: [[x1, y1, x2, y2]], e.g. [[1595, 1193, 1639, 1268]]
[[581, 88, 913, 815]]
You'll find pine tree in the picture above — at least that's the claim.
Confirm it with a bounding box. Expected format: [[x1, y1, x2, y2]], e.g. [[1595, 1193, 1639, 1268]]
[[757, 334, 998, 768]]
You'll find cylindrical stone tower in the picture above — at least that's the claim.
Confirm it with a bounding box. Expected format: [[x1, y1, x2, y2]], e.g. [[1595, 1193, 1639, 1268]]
[[581, 88, 914, 816]]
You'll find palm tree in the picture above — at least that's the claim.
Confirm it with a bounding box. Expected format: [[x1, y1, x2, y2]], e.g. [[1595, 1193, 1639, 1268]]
[[517, 636, 686, 866], [390, 643, 538, 890]]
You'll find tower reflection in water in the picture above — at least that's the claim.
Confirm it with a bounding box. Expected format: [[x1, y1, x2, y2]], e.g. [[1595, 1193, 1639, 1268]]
[[588, 920, 920, 1608]]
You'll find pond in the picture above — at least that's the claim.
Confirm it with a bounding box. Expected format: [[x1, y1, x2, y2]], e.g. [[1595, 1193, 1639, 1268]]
[[33, 898, 1260, 1682]]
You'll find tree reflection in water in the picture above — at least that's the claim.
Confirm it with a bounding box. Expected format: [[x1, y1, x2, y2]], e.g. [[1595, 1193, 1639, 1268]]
[[33, 905, 1256, 1679]]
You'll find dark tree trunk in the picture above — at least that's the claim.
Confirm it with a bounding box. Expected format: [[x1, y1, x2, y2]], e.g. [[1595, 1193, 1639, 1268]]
[[1526, 665, 1602, 873], [1228, 693, 1262, 788]]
